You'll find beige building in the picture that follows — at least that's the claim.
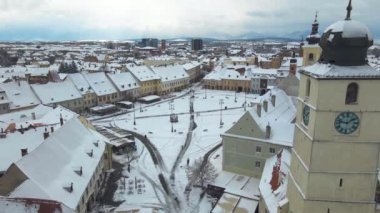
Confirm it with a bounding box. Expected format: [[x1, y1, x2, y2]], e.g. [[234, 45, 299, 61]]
[[151, 65, 190, 95], [126, 65, 161, 97], [83, 72, 120, 105], [31, 81, 84, 113], [68, 73, 97, 110], [287, 5, 380, 213], [183, 61, 202, 83], [221, 89, 296, 178]]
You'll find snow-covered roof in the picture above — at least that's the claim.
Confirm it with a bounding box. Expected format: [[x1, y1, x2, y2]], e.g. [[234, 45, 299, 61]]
[[301, 63, 380, 79], [9, 117, 107, 211], [183, 61, 201, 70], [67, 73, 94, 95], [204, 66, 251, 81], [0, 196, 73, 213], [325, 20, 373, 41], [259, 149, 291, 213], [126, 65, 160, 82], [248, 89, 296, 146], [151, 65, 189, 83], [213, 171, 260, 200], [31, 81, 82, 104], [281, 57, 303, 67], [223, 88, 296, 147], [0, 106, 77, 173], [211, 193, 258, 213], [107, 72, 140, 92], [0, 80, 40, 110], [83, 72, 118, 96]]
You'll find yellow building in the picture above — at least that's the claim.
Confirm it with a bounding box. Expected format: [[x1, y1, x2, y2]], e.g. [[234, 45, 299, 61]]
[[126, 65, 161, 96], [287, 3, 380, 213]]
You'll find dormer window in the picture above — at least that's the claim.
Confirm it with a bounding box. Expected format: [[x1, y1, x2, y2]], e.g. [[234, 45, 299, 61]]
[[345, 82, 358, 104]]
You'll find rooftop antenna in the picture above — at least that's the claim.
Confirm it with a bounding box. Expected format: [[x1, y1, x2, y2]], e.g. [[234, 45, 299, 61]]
[[345, 0, 352, 20]]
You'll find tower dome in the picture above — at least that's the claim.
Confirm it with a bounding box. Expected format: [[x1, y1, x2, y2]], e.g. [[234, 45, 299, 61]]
[[319, 0, 373, 66]]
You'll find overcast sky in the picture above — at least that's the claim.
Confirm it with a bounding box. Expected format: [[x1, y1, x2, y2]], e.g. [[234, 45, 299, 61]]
[[0, 0, 379, 41]]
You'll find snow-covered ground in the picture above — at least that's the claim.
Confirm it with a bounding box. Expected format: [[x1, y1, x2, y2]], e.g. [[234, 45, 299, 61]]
[[94, 88, 259, 212]]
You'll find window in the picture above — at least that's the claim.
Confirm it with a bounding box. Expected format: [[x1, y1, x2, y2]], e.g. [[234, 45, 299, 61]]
[[269, 147, 276, 153], [256, 146, 261, 152], [345, 83, 358, 104], [255, 161, 261, 168], [306, 79, 311, 97], [308, 53, 314, 61]]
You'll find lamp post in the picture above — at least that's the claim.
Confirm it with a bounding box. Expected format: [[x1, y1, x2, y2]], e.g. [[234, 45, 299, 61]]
[[169, 103, 175, 132], [204, 86, 207, 99], [244, 90, 247, 111], [219, 99, 224, 127], [133, 101, 136, 125]]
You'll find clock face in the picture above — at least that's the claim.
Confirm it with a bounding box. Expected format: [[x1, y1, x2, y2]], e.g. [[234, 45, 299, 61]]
[[303, 105, 310, 126], [334, 112, 360, 134]]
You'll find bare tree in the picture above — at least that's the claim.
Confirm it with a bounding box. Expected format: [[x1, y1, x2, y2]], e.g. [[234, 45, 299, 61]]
[[186, 157, 218, 188]]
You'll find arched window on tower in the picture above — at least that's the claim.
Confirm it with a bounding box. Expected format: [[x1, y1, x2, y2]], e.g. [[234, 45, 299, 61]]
[[308, 53, 314, 61], [346, 83, 359, 104]]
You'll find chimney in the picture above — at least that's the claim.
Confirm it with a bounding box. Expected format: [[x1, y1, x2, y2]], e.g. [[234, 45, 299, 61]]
[[69, 182, 73, 192], [60, 114, 64, 126], [21, 148, 28, 157], [257, 104, 262, 117], [50, 126, 54, 133], [31, 112, 36, 120], [271, 95, 276, 107], [43, 128, 49, 140], [19, 125, 24, 134], [289, 58, 297, 75], [266, 123, 271, 139], [270, 150, 283, 191], [263, 100, 268, 112], [270, 164, 280, 192]]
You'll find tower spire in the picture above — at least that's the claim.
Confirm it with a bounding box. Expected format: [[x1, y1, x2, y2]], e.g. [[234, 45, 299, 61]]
[[314, 11, 318, 23], [345, 0, 352, 20]]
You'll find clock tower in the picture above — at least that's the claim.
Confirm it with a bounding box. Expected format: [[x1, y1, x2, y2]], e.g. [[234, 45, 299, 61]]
[[288, 1, 380, 213], [302, 12, 322, 67]]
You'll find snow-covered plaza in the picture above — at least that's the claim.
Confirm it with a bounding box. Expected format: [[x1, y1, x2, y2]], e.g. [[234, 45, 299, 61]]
[[93, 86, 260, 213]]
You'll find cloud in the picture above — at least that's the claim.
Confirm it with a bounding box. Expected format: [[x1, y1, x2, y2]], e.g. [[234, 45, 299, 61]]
[[0, 0, 378, 40]]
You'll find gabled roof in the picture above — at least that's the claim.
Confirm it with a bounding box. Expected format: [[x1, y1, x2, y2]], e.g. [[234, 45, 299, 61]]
[[223, 88, 296, 147], [0, 106, 78, 173], [126, 65, 160, 82], [31, 81, 82, 104], [0, 80, 40, 110], [83, 72, 118, 96], [9, 117, 107, 211], [107, 72, 140, 92], [67, 73, 94, 95], [151, 65, 189, 83]]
